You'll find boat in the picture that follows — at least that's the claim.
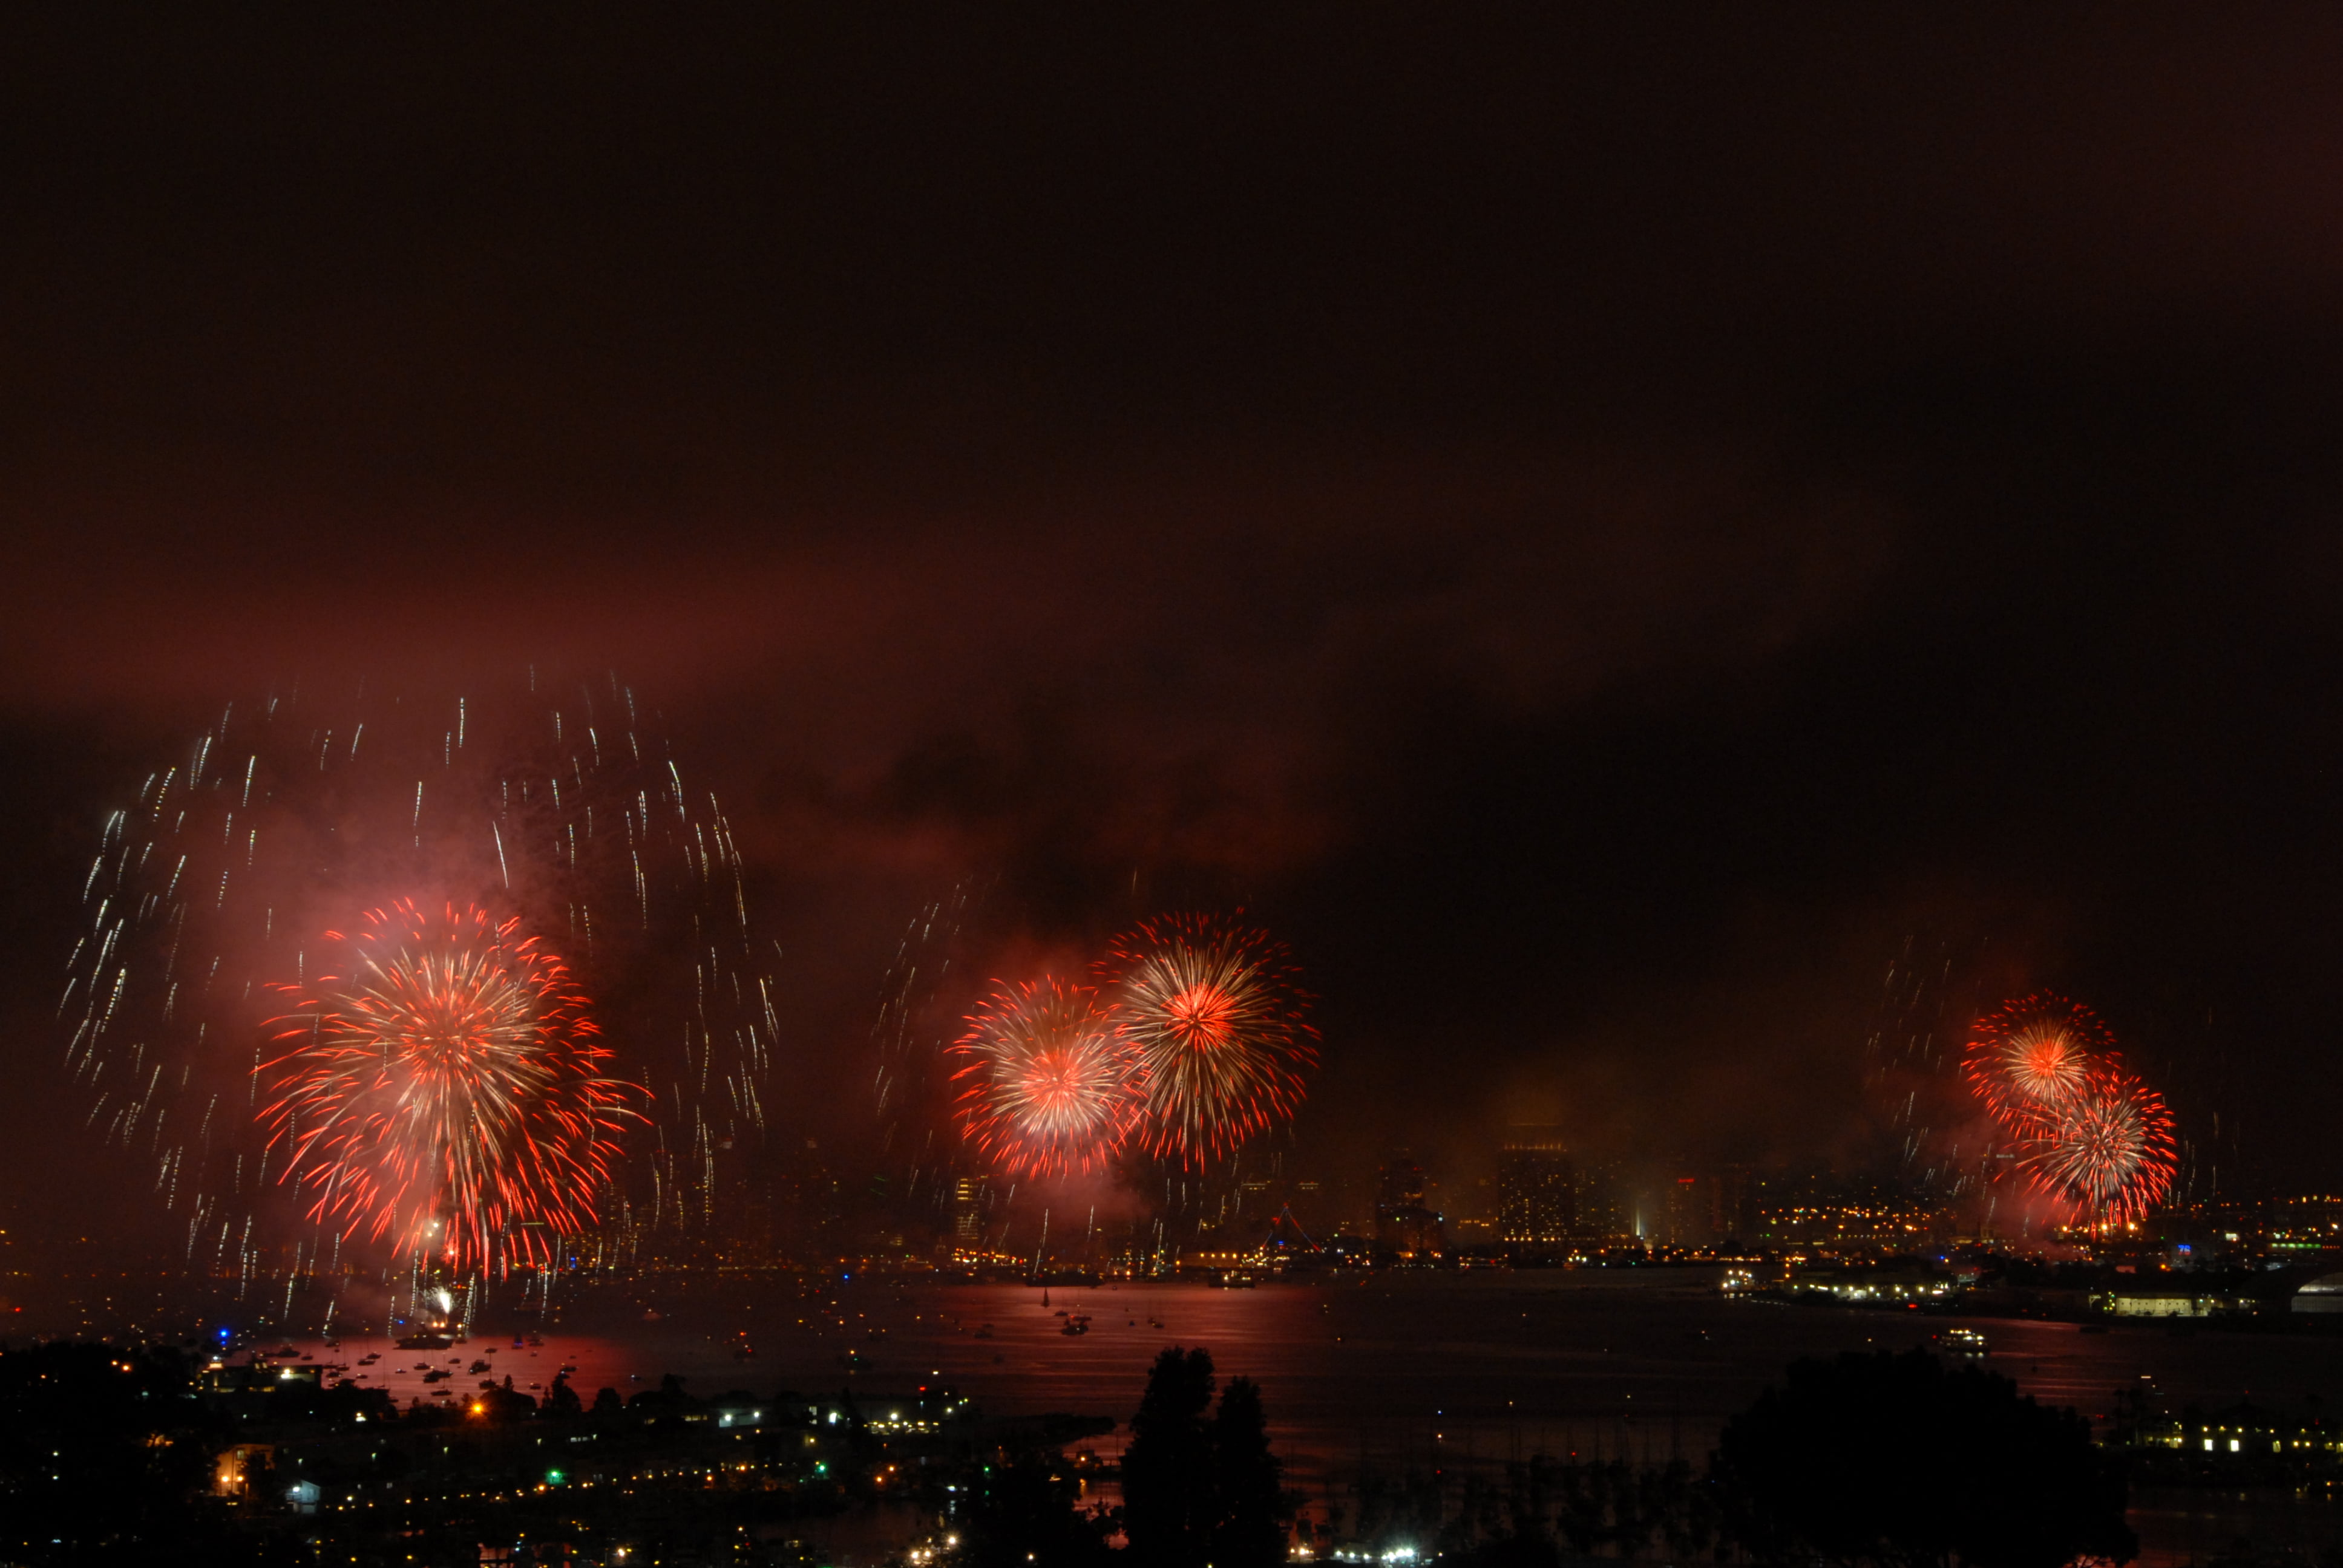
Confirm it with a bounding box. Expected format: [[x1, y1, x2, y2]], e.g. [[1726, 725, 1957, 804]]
[[395, 1333, 455, 1351], [1061, 1314, 1092, 1336], [973, 1324, 994, 1340], [1941, 1327, 1988, 1357]]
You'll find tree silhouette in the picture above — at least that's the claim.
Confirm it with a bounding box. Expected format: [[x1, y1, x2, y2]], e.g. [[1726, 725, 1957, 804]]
[[1124, 1347, 1218, 1566], [1714, 1348, 2135, 1568], [1123, 1347, 1293, 1567], [1209, 1377, 1287, 1567]]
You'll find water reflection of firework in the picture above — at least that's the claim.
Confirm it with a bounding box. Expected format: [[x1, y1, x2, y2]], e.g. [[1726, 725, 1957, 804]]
[[1964, 993, 2108, 1131], [951, 979, 1138, 1177], [2024, 1067, 2177, 1226], [260, 902, 643, 1275], [1098, 913, 1316, 1163], [61, 675, 776, 1281]]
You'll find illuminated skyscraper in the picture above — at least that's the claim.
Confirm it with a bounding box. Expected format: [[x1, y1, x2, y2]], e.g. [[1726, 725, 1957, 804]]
[[950, 1177, 990, 1246], [1666, 1175, 1708, 1247], [1497, 1128, 1575, 1247]]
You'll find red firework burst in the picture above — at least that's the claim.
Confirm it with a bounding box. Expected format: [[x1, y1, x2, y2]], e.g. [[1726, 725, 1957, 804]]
[[2022, 1064, 2177, 1227], [950, 978, 1138, 1177], [257, 900, 643, 1274], [1096, 913, 1317, 1163], [1964, 993, 2110, 1132]]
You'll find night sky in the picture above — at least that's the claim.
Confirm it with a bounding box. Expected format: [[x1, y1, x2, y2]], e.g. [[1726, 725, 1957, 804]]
[[5, 12, 2343, 1233]]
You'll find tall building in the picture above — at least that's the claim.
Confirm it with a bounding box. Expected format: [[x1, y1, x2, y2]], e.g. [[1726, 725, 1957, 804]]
[[1709, 1165, 1753, 1244], [1375, 1151, 1444, 1258], [1665, 1176, 1708, 1247], [1650, 1168, 1756, 1249], [1570, 1160, 1630, 1242], [1497, 1128, 1576, 1247], [1376, 1152, 1427, 1217], [949, 1176, 991, 1247]]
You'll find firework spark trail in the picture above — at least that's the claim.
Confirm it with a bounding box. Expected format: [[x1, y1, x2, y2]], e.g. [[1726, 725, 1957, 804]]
[[62, 674, 779, 1268], [2022, 1064, 2177, 1226], [257, 901, 644, 1275], [950, 978, 1139, 1177], [869, 883, 983, 1170], [1097, 912, 1317, 1163]]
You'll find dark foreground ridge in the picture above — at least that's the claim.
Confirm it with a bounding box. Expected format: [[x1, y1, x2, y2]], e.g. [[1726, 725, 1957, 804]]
[[0, 1339, 2137, 1567]]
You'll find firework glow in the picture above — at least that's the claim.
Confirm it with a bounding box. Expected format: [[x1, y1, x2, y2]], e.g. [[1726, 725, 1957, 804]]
[[2020, 1063, 2177, 1226], [1964, 991, 2178, 1227], [258, 901, 642, 1274], [1963, 993, 2108, 1131], [1098, 913, 1317, 1163], [950, 978, 1138, 1177], [60, 675, 778, 1284]]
